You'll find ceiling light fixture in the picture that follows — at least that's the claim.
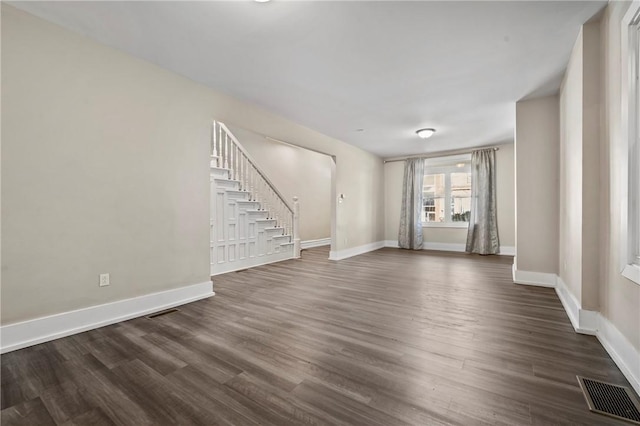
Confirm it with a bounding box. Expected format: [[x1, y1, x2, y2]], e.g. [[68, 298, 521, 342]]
[[416, 128, 436, 139], [255, 0, 271, 2]]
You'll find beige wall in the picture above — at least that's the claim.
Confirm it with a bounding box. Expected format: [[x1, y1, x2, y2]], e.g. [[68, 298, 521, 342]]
[[558, 22, 603, 311], [225, 125, 331, 242], [559, 31, 584, 303], [495, 144, 516, 249], [1, 6, 384, 324], [384, 161, 403, 241], [581, 21, 602, 311], [514, 95, 560, 274], [598, 0, 640, 355], [384, 143, 515, 248]]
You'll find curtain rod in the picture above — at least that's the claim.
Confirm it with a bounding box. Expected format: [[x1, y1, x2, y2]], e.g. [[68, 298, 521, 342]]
[[383, 145, 501, 163]]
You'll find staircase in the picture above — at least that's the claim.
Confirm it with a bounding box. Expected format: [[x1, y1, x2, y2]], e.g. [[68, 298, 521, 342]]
[[210, 121, 300, 275]]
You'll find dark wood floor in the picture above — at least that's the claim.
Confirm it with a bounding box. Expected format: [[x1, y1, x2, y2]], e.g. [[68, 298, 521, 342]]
[[1, 247, 632, 425]]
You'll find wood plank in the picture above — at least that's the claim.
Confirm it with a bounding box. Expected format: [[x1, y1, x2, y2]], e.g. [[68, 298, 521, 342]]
[[1, 247, 632, 425]]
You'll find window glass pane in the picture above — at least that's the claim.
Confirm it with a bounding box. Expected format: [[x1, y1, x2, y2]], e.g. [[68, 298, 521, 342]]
[[451, 172, 471, 222], [423, 173, 445, 222]]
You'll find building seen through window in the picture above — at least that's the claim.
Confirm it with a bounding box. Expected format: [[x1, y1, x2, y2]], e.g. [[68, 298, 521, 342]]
[[422, 155, 472, 224]]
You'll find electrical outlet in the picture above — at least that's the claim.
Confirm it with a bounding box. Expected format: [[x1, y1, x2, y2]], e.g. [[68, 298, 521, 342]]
[[99, 273, 110, 287]]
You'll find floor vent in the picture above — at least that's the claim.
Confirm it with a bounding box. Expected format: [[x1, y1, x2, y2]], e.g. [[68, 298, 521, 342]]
[[577, 376, 640, 424], [147, 308, 179, 319]]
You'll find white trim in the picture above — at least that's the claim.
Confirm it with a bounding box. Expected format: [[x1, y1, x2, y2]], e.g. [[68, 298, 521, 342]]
[[622, 263, 640, 285], [301, 238, 331, 249], [422, 222, 468, 229], [210, 249, 294, 275], [0, 281, 214, 354], [555, 275, 579, 329], [555, 276, 598, 335], [384, 240, 514, 255], [597, 315, 640, 396], [511, 264, 557, 288], [423, 242, 466, 252], [620, 1, 640, 285], [512, 270, 639, 395], [329, 241, 385, 261], [500, 246, 516, 256]]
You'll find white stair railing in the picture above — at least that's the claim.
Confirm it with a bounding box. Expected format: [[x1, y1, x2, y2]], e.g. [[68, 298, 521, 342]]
[[212, 121, 301, 258]]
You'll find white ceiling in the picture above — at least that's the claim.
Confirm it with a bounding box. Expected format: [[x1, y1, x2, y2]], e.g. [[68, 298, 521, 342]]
[[11, 1, 605, 158]]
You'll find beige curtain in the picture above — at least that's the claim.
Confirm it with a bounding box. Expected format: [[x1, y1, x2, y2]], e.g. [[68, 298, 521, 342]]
[[398, 158, 424, 250], [466, 149, 500, 254]]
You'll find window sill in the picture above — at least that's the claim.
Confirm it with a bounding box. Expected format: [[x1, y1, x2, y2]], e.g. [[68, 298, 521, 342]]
[[621, 264, 640, 285], [422, 222, 469, 229]]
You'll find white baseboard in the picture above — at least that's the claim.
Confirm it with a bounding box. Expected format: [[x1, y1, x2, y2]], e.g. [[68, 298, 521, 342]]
[[211, 250, 294, 275], [511, 266, 638, 396], [0, 281, 214, 354], [597, 315, 640, 396], [500, 246, 516, 256], [301, 238, 331, 249], [512, 264, 557, 288], [423, 242, 466, 252], [329, 241, 385, 261], [555, 276, 597, 335], [384, 240, 513, 255]]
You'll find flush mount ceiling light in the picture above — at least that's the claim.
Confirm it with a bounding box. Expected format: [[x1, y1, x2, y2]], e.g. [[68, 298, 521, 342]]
[[416, 128, 436, 139], [255, 0, 271, 2]]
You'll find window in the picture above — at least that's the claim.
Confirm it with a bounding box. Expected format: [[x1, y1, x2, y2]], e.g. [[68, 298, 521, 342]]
[[621, 2, 640, 284], [422, 154, 471, 227]]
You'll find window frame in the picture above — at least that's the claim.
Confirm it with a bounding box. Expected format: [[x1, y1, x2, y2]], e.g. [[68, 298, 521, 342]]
[[422, 154, 472, 228], [620, 1, 640, 285]]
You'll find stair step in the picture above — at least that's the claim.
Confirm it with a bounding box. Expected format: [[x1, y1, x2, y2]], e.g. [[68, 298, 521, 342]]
[[264, 227, 284, 233], [273, 235, 292, 243], [210, 166, 230, 174], [225, 190, 250, 200], [215, 178, 241, 190], [236, 201, 260, 209], [255, 218, 277, 223], [279, 242, 295, 246]]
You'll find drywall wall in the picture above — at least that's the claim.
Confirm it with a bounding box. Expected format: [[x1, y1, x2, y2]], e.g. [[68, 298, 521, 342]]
[[224, 125, 332, 242], [495, 144, 516, 250], [599, 0, 640, 358], [558, 21, 602, 312], [384, 161, 404, 242], [383, 143, 515, 248], [514, 95, 560, 274], [559, 31, 584, 304], [1, 6, 384, 324], [581, 21, 602, 311]]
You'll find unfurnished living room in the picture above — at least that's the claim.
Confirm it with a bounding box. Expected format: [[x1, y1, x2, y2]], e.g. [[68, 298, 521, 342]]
[[2, 1, 640, 425]]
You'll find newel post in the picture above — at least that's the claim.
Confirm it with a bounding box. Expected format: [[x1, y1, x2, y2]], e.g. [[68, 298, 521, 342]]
[[293, 196, 301, 258]]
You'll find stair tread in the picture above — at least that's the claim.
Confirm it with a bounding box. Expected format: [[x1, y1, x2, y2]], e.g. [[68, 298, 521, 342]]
[[255, 218, 276, 222], [214, 178, 241, 183], [273, 235, 291, 238], [236, 200, 259, 203]]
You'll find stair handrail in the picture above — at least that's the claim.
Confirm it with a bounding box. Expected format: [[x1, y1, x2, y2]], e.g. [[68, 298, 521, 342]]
[[215, 122, 294, 213]]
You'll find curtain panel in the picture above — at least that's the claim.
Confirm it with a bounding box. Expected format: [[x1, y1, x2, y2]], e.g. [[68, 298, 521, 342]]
[[398, 158, 425, 250], [465, 149, 500, 254]]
